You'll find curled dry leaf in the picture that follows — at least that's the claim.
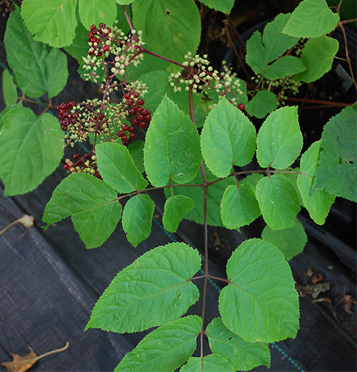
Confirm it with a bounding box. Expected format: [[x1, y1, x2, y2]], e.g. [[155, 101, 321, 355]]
[[311, 273, 324, 284], [306, 267, 314, 277], [342, 294, 357, 315], [296, 281, 333, 299]]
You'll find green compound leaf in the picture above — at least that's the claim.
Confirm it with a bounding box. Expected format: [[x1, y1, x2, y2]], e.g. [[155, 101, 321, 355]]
[[139, 71, 208, 128], [240, 174, 264, 188], [21, 0, 77, 47], [163, 195, 195, 233], [283, 0, 340, 38], [245, 90, 278, 119], [201, 97, 256, 177], [122, 194, 155, 247], [42, 173, 121, 249], [261, 219, 308, 260], [246, 13, 299, 77], [4, 7, 68, 98], [132, 0, 201, 73], [128, 140, 145, 174], [255, 174, 301, 230], [2, 69, 17, 106], [297, 141, 335, 224], [0, 107, 63, 196], [64, 15, 90, 60], [312, 106, 357, 202], [206, 317, 271, 371], [86, 242, 201, 333], [219, 238, 300, 343], [115, 316, 202, 372], [144, 95, 201, 187], [96, 143, 148, 193], [256, 106, 302, 169], [181, 355, 236, 372], [79, 0, 117, 29], [166, 164, 235, 226], [200, 0, 235, 14], [294, 36, 339, 83], [264, 56, 307, 80], [221, 183, 261, 230]]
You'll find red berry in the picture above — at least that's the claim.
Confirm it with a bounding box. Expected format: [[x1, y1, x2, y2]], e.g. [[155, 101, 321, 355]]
[[129, 133, 136, 140], [137, 114, 143, 122], [88, 31, 94, 38], [137, 98, 145, 106], [139, 122, 146, 128], [128, 126, 135, 133], [133, 92, 139, 98], [122, 123, 129, 131], [84, 153, 91, 159], [117, 130, 124, 137], [145, 115, 151, 122], [64, 164, 69, 170], [99, 23, 106, 29], [73, 153, 80, 160], [136, 107, 143, 113], [103, 45, 110, 52], [124, 93, 131, 99], [238, 103, 245, 112], [90, 25, 96, 31], [129, 108, 136, 116], [132, 119, 138, 126], [121, 135, 128, 142], [142, 109, 149, 116], [126, 98, 134, 106]]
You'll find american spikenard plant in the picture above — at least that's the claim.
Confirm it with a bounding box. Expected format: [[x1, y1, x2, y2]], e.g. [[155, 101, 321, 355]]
[[1, 0, 356, 370]]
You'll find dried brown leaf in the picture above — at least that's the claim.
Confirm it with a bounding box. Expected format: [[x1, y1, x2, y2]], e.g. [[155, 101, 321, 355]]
[[311, 273, 324, 284], [306, 267, 314, 277], [1, 347, 36, 372], [296, 282, 333, 299]]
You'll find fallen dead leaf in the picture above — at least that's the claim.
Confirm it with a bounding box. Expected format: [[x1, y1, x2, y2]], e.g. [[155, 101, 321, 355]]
[[296, 282, 333, 299], [306, 267, 314, 277], [343, 295, 357, 315], [311, 273, 324, 284], [2, 342, 69, 372]]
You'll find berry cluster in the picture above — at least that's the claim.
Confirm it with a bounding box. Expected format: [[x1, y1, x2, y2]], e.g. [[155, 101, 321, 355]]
[[57, 101, 79, 131], [117, 91, 151, 145], [88, 23, 112, 57], [64, 152, 101, 179]]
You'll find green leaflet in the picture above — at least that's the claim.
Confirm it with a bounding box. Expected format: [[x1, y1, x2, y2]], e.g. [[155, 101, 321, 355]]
[[116, 0, 132, 4], [21, 0, 77, 47], [261, 219, 308, 260], [256, 106, 302, 169], [245, 90, 278, 119], [2, 69, 17, 106], [115, 316, 202, 372], [206, 318, 271, 370], [96, 143, 148, 193], [128, 140, 145, 174], [201, 98, 256, 177], [219, 239, 300, 343], [255, 174, 301, 230], [144, 95, 201, 187], [85, 242, 201, 333], [63, 13, 89, 60], [132, 0, 201, 73], [283, 0, 340, 38], [245, 13, 299, 77], [163, 195, 195, 232], [312, 106, 357, 202], [264, 56, 306, 80], [79, 0, 117, 29], [240, 174, 264, 188], [139, 71, 208, 128], [122, 194, 155, 247], [294, 36, 339, 83], [297, 141, 335, 224], [42, 173, 121, 249], [220, 183, 261, 230], [181, 355, 236, 372], [4, 6, 68, 98], [0, 107, 63, 196], [199, 0, 235, 14], [166, 164, 235, 227]]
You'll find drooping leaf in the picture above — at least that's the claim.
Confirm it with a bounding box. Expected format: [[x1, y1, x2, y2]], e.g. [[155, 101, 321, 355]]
[[2, 69, 17, 106], [0, 107, 63, 196], [121, 194, 155, 247], [42, 173, 121, 249], [115, 316, 202, 372], [163, 195, 195, 232], [255, 174, 301, 230], [86, 242, 201, 333], [245, 90, 278, 119], [312, 106, 357, 202], [201, 97, 256, 177], [128, 140, 145, 173], [166, 164, 235, 226], [4, 7, 68, 98], [78, 0, 117, 29], [219, 238, 300, 343], [246, 13, 299, 76], [283, 0, 340, 38], [220, 183, 261, 229], [181, 355, 236, 372], [297, 141, 335, 224], [261, 219, 308, 260], [21, 0, 77, 47], [264, 56, 306, 80], [144, 95, 201, 187], [199, 0, 235, 14], [294, 36, 339, 83], [206, 318, 271, 371], [256, 106, 302, 169], [96, 143, 148, 193], [132, 0, 201, 73]]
